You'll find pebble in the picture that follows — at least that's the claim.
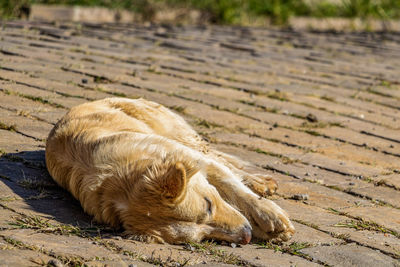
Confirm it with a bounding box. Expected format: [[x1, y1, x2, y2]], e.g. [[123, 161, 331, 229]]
[[291, 194, 309, 200], [81, 78, 88, 84], [349, 182, 355, 185], [306, 113, 318, 122], [231, 243, 237, 248], [184, 244, 195, 252], [47, 259, 63, 267]]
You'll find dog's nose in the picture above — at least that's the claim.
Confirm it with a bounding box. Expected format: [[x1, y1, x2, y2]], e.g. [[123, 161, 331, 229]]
[[238, 225, 252, 245]]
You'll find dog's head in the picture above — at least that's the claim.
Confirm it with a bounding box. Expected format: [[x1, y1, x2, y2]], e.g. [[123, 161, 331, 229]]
[[114, 160, 252, 244]]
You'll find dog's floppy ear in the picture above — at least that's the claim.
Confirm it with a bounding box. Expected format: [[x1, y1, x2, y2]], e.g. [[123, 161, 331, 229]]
[[160, 161, 199, 204]]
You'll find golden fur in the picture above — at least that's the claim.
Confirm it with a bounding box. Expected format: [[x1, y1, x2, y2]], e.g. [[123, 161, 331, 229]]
[[46, 98, 294, 244]]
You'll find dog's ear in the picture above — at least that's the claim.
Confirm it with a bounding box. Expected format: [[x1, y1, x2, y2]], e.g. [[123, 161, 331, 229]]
[[161, 161, 199, 204]]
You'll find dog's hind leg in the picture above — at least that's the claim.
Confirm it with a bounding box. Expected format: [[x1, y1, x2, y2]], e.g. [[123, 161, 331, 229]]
[[203, 159, 294, 242]]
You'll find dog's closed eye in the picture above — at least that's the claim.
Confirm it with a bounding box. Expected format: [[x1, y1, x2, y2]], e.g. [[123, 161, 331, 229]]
[[204, 197, 213, 215]]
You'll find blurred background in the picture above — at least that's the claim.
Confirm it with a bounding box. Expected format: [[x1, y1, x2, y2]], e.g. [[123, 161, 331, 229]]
[[1, 0, 400, 29]]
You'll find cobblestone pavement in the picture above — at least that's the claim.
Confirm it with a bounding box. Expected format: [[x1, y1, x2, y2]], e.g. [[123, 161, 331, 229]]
[[0, 20, 399, 266]]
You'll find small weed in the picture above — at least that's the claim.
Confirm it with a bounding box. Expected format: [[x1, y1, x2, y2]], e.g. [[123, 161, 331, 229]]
[[254, 148, 297, 164], [290, 113, 306, 120], [334, 219, 399, 238], [109, 91, 126, 97], [326, 184, 343, 191], [0, 196, 20, 201], [93, 76, 111, 84], [320, 95, 336, 102], [1, 153, 24, 163], [10, 215, 89, 237], [328, 209, 400, 238], [195, 119, 222, 129], [3, 235, 87, 266], [258, 241, 313, 260], [3, 237, 32, 249], [100, 239, 191, 266], [2, 89, 65, 109], [268, 91, 290, 102], [320, 74, 333, 79], [24, 95, 64, 108], [147, 66, 162, 75], [0, 121, 17, 131], [17, 178, 54, 190], [292, 219, 320, 230], [147, 250, 190, 266], [239, 99, 256, 106], [301, 121, 328, 129], [1, 153, 45, 169], [69, 48, 88, 54], [380, 80, 391, 87], [366, 87, 393, 98], [0, 174, 11, 181], [304, 130, 322, 136], [170, 105, 187, 114], [26, 191, 50, 200], [80, 57, 96, 63], [185, 241, 247, 265]]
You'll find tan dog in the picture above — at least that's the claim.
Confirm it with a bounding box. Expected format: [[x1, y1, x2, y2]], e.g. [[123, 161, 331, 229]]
[[46, 98, 294, 244]]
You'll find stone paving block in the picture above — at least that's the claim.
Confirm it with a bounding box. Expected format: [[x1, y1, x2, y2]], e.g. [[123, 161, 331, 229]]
[[0, 108, 52, 141], [0, 205, 18, 228], [0, 229, 123, 261], [85, 259, 154, 267], [0, 248, 53, 266], [379, 174, 400, 190], [0, 91, 65, 124], [107, 238, 219, 266], [323, 227, 400, 259], [0, 79, 86, 109], [318, 126, 400, 157], [214, 244, 322, 267], [301, 243, 400, 267], [275, 200, 400, 257], [290, 221, 344, 246], [340, 206, 400, 233], [0, 129, 43, 153]]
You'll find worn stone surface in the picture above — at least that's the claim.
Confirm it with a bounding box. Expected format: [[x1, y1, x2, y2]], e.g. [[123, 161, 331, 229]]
[[1, 229, 123, 261], [0, 248, 53, 266], [0, 20, 399, 266], [301, 243, 400, 267]]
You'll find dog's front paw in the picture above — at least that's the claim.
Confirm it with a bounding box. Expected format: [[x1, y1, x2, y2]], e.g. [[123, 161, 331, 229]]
[[243, 174, 278, 196], [246, 198, 295, 242]]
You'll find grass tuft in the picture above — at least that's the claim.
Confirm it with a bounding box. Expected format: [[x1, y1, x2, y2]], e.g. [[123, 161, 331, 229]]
[[185, 241, 248, 265], [0, 121, 17, 132], [258, 241, 313, 261]]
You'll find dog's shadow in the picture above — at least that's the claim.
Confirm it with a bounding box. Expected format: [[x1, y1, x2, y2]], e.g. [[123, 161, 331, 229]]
[[0, 150, 113, 233]]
